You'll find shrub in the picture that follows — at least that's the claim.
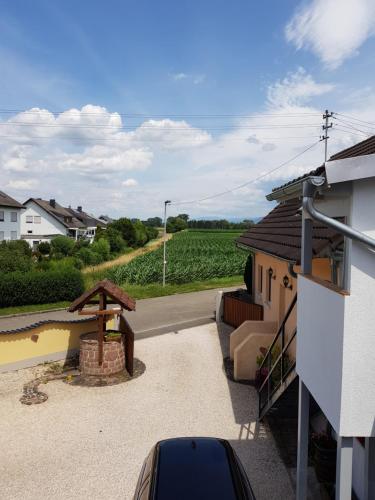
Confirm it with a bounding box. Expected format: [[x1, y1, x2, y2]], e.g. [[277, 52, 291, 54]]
[[91, 238, 110, 261], [102, 228, 126, 253], [0, 268, 84, 307], [4, 239, 33, 257], [0, 250, 32, 274], [38, 241, 51, 255], [146, 226, 158, 241], [51, 235, 75, 257], [49, 256, 84, 271]]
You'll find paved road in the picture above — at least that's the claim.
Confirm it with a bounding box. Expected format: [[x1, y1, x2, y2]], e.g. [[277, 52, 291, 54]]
[[0, 286, 243, 334]]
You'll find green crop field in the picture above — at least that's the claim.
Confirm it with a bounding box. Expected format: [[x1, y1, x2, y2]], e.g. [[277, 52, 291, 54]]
[[110, 230, 248, 285]]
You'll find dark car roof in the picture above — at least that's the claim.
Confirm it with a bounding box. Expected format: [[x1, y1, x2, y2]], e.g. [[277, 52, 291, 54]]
[[152, 437, 251, 500]]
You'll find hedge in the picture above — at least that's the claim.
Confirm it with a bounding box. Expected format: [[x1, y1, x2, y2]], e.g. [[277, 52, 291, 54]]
[[0, 268, 84, 307]]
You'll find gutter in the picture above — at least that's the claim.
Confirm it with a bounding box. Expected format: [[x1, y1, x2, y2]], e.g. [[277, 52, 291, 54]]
[[303, 178, 375, 251], [266, 175, 318, 202]]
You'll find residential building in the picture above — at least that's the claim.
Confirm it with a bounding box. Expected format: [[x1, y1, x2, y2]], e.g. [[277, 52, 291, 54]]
[[21, 198, 104, 249], [227, 135, 375, 499], [0, 191, 24, 241]]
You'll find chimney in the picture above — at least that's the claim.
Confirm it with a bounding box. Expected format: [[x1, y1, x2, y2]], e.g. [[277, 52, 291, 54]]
[[77, 206, 82, 212], [49, 199, 56, 208]]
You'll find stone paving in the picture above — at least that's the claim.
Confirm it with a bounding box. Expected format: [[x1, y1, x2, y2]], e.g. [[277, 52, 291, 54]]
[[0, 322, 294, 500]]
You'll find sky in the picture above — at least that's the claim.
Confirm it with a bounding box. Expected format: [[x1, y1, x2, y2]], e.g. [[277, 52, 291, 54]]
[[1, 0, 375, 220]]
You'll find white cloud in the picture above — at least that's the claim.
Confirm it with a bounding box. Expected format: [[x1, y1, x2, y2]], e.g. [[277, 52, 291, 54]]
[[6, 179, 39, 190], [1, 78, 373, 220], [171, 72, 188, 81], [267, 67, 334, 107], [170, 72, 206, 85], [122, 178, 138, 187], [286, 0, 375, 69]]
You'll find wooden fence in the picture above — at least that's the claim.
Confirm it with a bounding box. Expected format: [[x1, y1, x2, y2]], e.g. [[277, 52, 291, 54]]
[[223, 292, 263, 327]]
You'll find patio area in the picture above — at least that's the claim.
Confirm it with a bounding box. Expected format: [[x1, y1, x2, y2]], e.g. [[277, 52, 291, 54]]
[[0, 322, 294, 500]]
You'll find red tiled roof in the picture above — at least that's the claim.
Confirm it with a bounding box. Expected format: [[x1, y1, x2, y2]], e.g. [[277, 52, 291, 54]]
[[237, 199, 343, 263]]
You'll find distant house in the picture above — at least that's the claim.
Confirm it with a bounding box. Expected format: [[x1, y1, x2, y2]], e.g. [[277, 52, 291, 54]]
[[66, 206, 106, 243], [0, 191, 24, 241], [21, 198, 104, 248], [227, 135, 375, 499], [98, 215, 113, 225]]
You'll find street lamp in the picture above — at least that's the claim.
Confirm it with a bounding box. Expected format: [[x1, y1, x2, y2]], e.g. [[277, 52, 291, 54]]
[[163, 200, 171, 286]]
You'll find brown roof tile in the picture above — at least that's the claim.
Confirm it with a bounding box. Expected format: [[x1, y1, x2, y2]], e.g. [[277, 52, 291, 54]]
[[237, 199, 343, 263], [0, 191, 24, 209]]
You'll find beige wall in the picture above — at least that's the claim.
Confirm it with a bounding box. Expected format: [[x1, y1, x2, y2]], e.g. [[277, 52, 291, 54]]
[[253, 253, 332, 360]]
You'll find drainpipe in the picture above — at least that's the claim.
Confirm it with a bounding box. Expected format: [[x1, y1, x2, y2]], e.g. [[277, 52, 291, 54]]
[[302, 178, 375, 252]]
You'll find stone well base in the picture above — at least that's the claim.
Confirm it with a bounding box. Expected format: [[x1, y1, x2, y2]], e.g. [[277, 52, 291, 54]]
[[79, 332, 125, 376]]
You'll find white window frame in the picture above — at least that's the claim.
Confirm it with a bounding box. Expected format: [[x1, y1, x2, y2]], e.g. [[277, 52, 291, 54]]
[[26, 215, 33, 223], [10, 212, 17, 222]]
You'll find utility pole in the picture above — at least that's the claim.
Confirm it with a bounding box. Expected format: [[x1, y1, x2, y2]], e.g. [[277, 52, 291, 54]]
[[321, 109, 333, 162], [163, 200, 171, 287]]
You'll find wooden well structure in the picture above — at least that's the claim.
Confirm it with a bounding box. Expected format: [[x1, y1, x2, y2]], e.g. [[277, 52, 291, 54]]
[[68, 280, 136, 376]]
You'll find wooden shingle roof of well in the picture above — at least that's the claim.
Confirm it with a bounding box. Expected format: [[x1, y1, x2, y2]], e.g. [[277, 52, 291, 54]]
[[237, 199, 343, 263], [68, 279, 136, 312]]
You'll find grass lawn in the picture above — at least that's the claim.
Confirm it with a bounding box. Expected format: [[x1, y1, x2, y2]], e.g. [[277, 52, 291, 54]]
[[0, 275, 243, 317]]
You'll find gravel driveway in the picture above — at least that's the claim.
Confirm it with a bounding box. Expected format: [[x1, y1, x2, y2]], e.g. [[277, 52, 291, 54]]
[[0, 323, 293, 500]]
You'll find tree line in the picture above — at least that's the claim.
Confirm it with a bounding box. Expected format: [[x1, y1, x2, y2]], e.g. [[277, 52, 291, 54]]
[[141, 214, 254, 233]]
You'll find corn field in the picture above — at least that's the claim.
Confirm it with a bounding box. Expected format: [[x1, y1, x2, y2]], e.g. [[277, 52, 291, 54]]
[[110, 230, 247, 285]]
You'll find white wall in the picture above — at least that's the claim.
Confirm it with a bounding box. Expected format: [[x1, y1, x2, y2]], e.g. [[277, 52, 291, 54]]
[[340, 178, 375, 436], [297, 276, 345, 433], [0, 207, 22, 240], [298, 178, 375, 437], [21, 201, 67, 244]]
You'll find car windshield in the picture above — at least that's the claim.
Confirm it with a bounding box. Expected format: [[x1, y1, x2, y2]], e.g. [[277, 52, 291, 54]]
[[154, 439, 239, 500]]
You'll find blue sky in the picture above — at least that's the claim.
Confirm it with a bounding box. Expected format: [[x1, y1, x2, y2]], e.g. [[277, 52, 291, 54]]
[[1, 0, 375, 219]]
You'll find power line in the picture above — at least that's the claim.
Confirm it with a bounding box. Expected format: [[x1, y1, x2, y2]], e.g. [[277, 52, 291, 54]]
[[334, 112, 375, 128], [332, 118, 372, 137], [171, 140, 321, 206], [333, 127, 369, 138], [0, 121, 322, 131], [0, 133, 321, 143], [0, 107, 321, 119]]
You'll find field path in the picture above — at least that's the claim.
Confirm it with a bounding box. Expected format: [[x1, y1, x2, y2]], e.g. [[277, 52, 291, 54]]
[[82, 234, 172, 274]]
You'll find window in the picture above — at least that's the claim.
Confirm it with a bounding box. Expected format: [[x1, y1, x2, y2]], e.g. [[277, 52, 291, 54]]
[[11, 231, 17, 240], [34, 216, 41, 224], [10, 212, 17, 222], [0, 211, 4, 221], [27, 230, 33, 234], [266, 268, 274, 302], [26, 215, 33, 223], [0, 231, 4, 240], [257, 265, 263, 293]]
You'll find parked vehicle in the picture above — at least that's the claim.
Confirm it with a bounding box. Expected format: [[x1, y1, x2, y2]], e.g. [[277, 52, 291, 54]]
[[134, 437, 256, 500]]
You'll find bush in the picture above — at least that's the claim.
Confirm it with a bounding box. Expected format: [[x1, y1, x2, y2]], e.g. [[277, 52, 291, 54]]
[[102, 228, 126, 253], [146, 226, 158, 241], [0, 268, 84, 307], [38, 241, 51, 255], [0, 250, 32, 274], [91, 238, 110, 261], [49, 256, 84, 271], [51, 235, 75, 257]]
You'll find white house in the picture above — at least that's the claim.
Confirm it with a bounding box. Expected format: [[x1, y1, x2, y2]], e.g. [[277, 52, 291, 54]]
[[0, 191, 24, 241], [226, 135, 375, 499], [21, 198, 104, 248]]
